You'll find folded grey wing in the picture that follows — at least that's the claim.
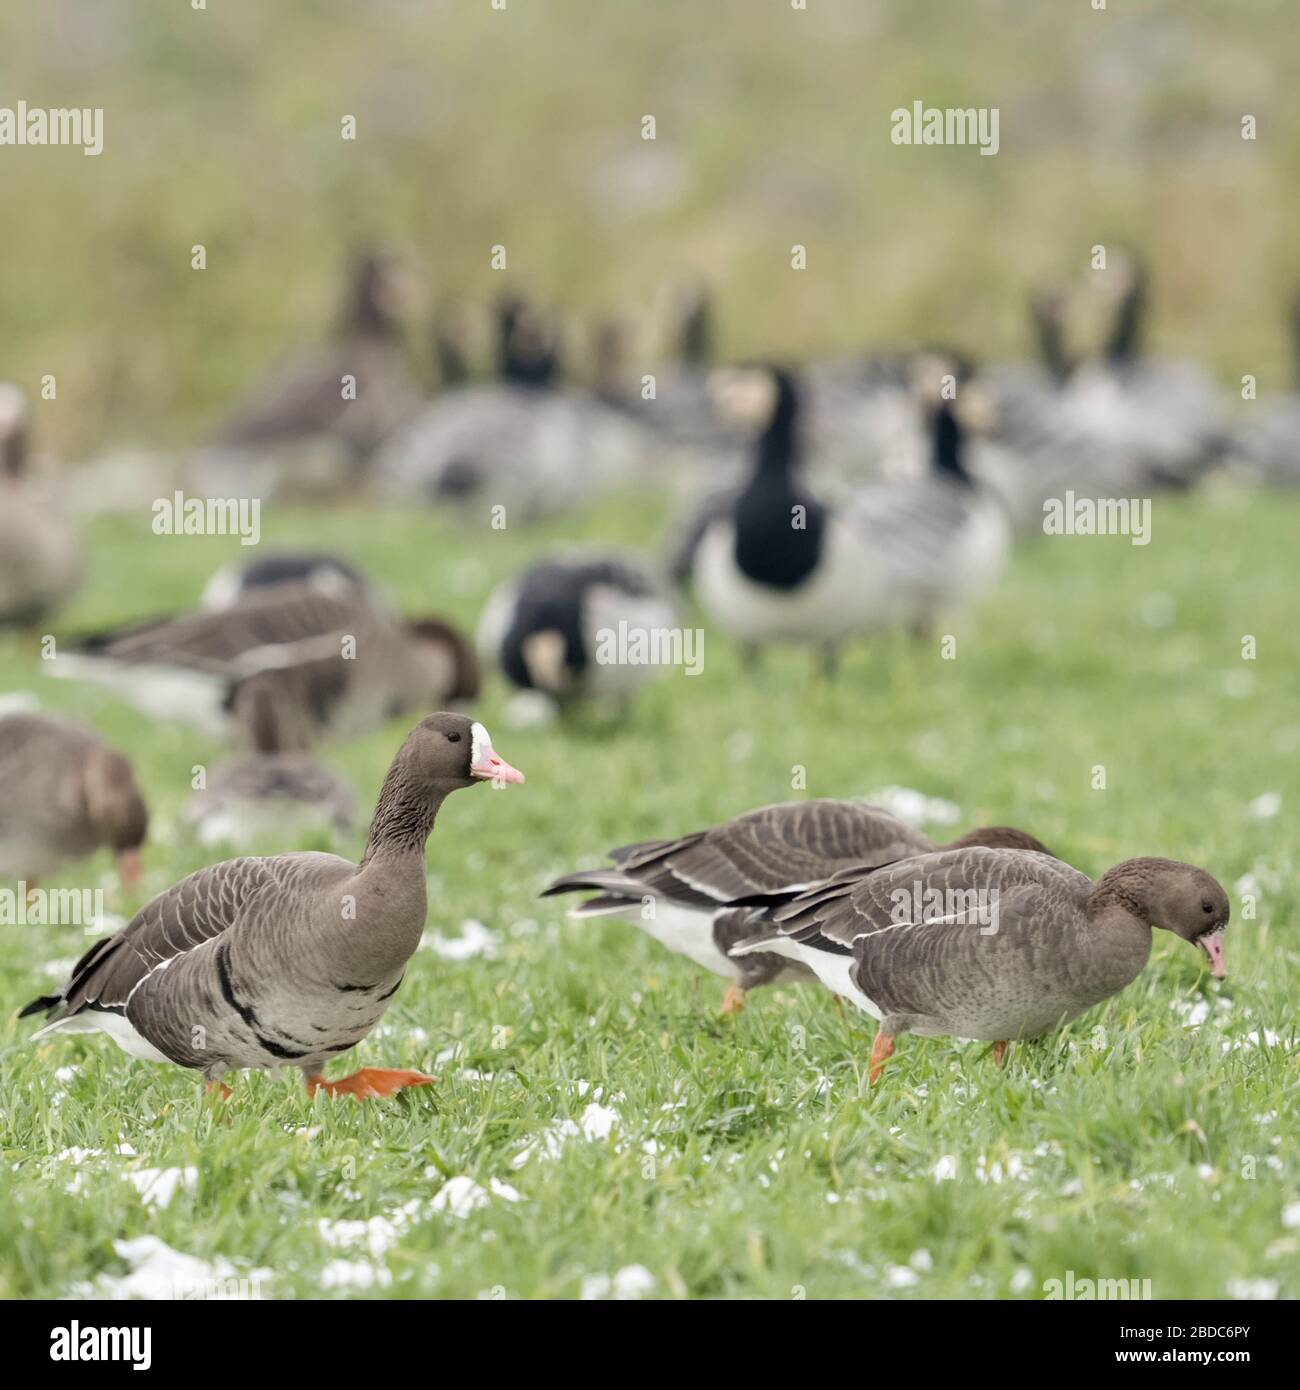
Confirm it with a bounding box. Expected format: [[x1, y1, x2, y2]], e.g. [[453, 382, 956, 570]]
[[28, 857, 284, 1023], [628, 800, 934, 904]]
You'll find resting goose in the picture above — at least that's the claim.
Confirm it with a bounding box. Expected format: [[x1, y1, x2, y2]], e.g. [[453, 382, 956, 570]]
[[199, 551, 382, 612], [542, 800, 1050, 1013], [477, 553, 678, 715], [685, 363, 1008, 665], [371, 295, 652, 519], [186, 687, 357, 848], [48, 582, 478, 750], [0, 384, 84, 627], [189, 252, 423, 500], [733, 848, 1229, 1081], [0, 712, 148, 891], [22, 713, 524, 1100]]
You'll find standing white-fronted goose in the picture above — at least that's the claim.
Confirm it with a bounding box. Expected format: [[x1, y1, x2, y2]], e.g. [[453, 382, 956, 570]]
[[22, 713, 524, 1100], [684, 362, 1008, 669], [733, 848, 1229, 1082], [0, 384, 84, 627], [47, 582, 478, 749], [477, 552, 678, 717], [0, 712, 148, 892], [189, 252, 423, 501], [541, 800, 1050, 1013]]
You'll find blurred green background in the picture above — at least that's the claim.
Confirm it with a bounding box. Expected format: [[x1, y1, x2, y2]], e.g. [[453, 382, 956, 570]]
[[1, 0, 1296, 456]]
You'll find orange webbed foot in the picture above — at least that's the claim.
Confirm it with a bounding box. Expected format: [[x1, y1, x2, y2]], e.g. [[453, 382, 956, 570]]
[[204, 1079, 232, 1101], [991, 1040, 1009, 1069], [306, 1067, 436, 1101], [720, 983, 747, 1016], [868, 1031, 895, 1085]]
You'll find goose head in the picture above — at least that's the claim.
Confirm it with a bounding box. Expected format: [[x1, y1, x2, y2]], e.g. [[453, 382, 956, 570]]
[[1144, 862, 1230, 979], [946, 825, 1053, 856], [401, 713, 524, 793], [407, 619, 482, 702], [708, 365, 795, 432], [345, 251, 417, 339], [1095, 859, 1230, 979], [84, 747, 149, 891]]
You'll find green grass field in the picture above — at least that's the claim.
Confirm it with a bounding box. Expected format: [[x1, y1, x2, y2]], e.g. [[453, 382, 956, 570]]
[[0, 488, 1296, 1299]]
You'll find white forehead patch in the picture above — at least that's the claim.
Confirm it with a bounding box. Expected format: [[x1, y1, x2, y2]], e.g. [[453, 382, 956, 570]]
[[470, 722, 491, 765]]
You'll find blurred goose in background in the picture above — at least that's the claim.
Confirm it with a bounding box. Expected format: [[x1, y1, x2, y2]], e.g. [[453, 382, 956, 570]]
[[189, 251, 423, 501], [22, 712, 524, 1101], [977, 258, 1224, 527], [1057, 255, 1224, 482], [682, 360, 1008, 667], [47, 583, 478, 749], [200, 550, 383, 611], [543, 800, 1052, 1013], [477, 552, 678, 723], [734, 848, 1229, 1082], [1222, 293, 1300, 486], [0, 384, 84, 626], [186, 686, 357, 848], [0, 711, 148, 891], [371, 293, 652, 518]]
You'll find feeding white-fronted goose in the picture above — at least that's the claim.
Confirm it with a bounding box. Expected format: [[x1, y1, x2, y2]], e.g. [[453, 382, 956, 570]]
[[683, 362, 1008, 667], [733, 847, 1229, 1081], [0, 384, 84, 627], [189, 252, 423, 501], [542, 800, 1050, 1013], [47, 582, 478, 749], [185, 686, 357, 848], [477, 552, 678, 717], [22, 713, 524, 1100], [200, 550, 382, 611], [371, 294, 652, 519], [0, 712, 148, 891]]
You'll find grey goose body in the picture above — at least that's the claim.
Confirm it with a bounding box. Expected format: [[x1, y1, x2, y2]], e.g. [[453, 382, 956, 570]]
[[542, 799, 1050, 1011], [47, 582, 478, 749], [22, 713, 524, 1099], [0, 712, 147, 890], [734, 847, 1229, 1080], [189, 253, 423, 501], [683, 364, 1008, 662]]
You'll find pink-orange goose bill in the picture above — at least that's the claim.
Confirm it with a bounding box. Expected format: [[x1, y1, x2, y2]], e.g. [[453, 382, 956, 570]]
[[1199, 930, 1226, 979], [471, 749, 525, 784]]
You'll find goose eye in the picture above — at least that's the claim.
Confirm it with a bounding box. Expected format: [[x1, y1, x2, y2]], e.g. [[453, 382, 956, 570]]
[[1201, 899, 1214, 913], [446, 732, 461, 743]]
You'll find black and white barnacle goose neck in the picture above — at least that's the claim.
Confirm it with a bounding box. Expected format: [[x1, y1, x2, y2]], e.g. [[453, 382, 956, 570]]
[[687, 361, 1007, 664]]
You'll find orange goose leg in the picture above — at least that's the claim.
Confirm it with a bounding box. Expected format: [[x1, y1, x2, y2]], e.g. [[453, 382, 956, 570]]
[[306, 1068, 435, 1101], [868, 1031, 895, 1085], [720, 983, 747, 1016], [204, 1079, 232, 1100], [992, 1040, 1009, 1068]]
